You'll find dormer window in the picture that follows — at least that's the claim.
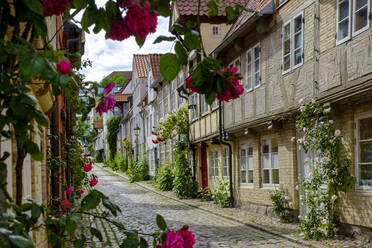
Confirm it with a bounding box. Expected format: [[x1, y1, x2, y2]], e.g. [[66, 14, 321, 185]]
[[211, 24, 221, 38]]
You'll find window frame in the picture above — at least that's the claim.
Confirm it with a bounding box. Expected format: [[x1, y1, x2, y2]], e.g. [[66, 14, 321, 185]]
[[211, 99, 219, 110], [240, 143, 254, 186], [163, 85, 169, 116], [222, 147, 229, 178], [282, 19, 292, 74], [190, 93, 198, 121], [354, 111, 372, 192], [352, 0, 370, 37], [200, 94, 208, 116], [253, 43, 261, 89], [209, 149, 219, 178], [261, 139, 279, 187], [336, 0, 352, 45], [210, 24, 221, 38]]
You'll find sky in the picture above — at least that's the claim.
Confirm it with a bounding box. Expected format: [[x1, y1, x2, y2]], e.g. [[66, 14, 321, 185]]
[[79, 4, 172, 82]]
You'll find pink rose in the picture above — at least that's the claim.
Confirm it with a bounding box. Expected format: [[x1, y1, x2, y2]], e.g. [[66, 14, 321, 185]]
[[96, 95, 116, 116], [229, 66, 238, 73], [186, 76, 198, 93], [56, 60, 72, 75], [164, 231, 184, 248], [42, 0, 68, 16], [77, 189, 85, 195], [90, 178, 98, 187], [108, 19, 131, 41], [59, 199, 70, 210], [84, 163, 92, 172], [103, 82, 115, 95], [66, 186, 74, 195], [178, 226, 195, 248], [125, 5, 158, 39]]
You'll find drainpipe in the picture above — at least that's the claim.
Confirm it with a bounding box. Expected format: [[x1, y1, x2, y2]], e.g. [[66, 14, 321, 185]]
[[218, 101, 234, 207]]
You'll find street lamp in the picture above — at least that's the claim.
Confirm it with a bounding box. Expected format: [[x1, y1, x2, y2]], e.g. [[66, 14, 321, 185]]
[[134, 125, 140, 161]]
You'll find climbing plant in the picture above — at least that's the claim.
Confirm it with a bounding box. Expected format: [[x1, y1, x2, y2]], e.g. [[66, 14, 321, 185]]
[[295, 100, 354, 239], [106, 116, 121, 160]]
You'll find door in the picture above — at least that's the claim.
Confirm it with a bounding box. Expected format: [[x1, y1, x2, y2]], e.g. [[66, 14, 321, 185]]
[[201, 146, 208, 189], [297, 146, 313, 216]]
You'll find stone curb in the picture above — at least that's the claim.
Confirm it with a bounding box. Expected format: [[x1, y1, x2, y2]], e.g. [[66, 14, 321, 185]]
[[97, 165, 324, 248]]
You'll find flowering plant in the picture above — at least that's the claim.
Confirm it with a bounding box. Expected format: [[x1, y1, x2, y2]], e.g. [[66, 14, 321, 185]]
[[96, 82, 116, 116]]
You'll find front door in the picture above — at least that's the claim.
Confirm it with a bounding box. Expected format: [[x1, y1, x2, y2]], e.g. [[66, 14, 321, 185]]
[[201, 146, 208, 189]]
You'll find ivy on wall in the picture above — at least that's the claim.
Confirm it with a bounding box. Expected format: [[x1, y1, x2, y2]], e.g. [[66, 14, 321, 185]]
[[106, 116, 121, 160]]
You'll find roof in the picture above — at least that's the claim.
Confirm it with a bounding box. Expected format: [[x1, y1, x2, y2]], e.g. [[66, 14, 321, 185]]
[[113, 93, 132, 103], [105, 71, 132, 80], [213, 0, 274, 55], [149, 54, 163, 79], [175, 0, 248, 18], [133, 54, 149, 78]]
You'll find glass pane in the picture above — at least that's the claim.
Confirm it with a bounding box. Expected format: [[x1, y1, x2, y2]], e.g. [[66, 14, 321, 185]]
[[360, 117, 372, 140], [248, 156, 253, 170], [359, 163, 372, 186], [272, 153, 278, 169], [263, 144, 269, 153], [354, 7, 368, 31], [339, 0, 349, 21], [254, 47, 260, 59], [272, 169, 279, 184], [263, 154, 270, 168], [294, 15, 302, 33], [255, 73, 260, 87], [215, 167, 219, 176], [284, 23, 290, 40], [360, 142, 372, 163], [247, 51, 252, 63], [338, 19, 349, 40], [284, 39, 291, 55], [248, 147, 253, 156], [248, 171, 254, 183], [356, 0, 368, 10], [247, 76, 252, 90], [255, 60, 260, 73], [294, 32, 302, 49], [294, 48, 302, 65], [241, 171, 247, 183], [271, 139, 278, 152], [223, 167, 228, 177], [240, 157, 246, 170], [263, 169, 270, 184], [235, 60, 241, 72], [284, 55, 291, 70]]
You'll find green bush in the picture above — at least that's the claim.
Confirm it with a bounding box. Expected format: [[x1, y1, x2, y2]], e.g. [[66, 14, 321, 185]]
[[173, 142, 198, 198], [155, 164, 174, 191], [115, 153, 128, 172], [213, 179, 231, 208], [104, 159, 118, 171], [94, 151, 103, 163], [127, 156, 149, 182], [269, 188, 292, 222]]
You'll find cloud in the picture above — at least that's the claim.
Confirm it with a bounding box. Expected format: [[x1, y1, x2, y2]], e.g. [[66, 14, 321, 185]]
[[80, 16, 172, 82]]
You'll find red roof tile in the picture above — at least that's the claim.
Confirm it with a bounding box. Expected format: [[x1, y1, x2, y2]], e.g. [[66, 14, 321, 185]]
[[133, 54, 149, 78], [113, 93, 132, 103], [149, 54, 163, 79]]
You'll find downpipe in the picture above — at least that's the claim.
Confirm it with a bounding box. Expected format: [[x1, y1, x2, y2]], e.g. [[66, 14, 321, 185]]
[[218, 101, 234, 207]]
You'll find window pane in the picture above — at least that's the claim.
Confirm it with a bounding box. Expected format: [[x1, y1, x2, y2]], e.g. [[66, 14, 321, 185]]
[[359, 163, 372, 186], [255, 73, 260, 87], [248, 171, 253, 183], [263, 143, 269, 153], [263, 154, 270, 168], [241, 157, 246, 170], [354, 6, 368, 32], [339, 0, 350, 21], [248, 147, 253, 156], [272, 169, 279, 184], [356, 0, 368, 10], [223, 167, 228, 177], [294, 48, 302, 65], [284, 23, 290, 40], [235, 59, 241, 72], [338, 19, 349, 40], [263, 169, 270, 184], [272, 153, 279, 169], [284, 55, 291, 71], [254, 47, 260, 59], [248, 156, 253, 170], [294, 15, 302, 33], [284, 39, 291, 55], [241, 171, 247, 183], [360, 117, 372, 140], [294, 33, 302, 49], [360, 142, 372, 163], [247, 51, 252, 63]]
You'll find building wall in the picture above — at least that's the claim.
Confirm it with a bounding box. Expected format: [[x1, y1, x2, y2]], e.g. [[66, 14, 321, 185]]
[[200, 23, 231, 55]]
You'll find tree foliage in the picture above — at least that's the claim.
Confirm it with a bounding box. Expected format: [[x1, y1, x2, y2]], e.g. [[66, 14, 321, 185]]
[[100, 73, 128, 88]]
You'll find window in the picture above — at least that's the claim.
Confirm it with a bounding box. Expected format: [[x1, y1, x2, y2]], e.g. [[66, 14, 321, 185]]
[[230, 58, 241, 72], [200, 94, 208, 115], [246, 43, 260, 91], [356, 113, 372, 189], [240, 144, 253, 184], [210, 149, 219, 178], [211, 99, 218, 110], [262, 139, 279, 186], [282, 12, 303, 74], [222, 147, 229, 177], [190, 93, 198, 121], [170, 80, 176, 112], [353, 0, 370, 35], [177, 71, 185, 106], [158, 90, 163, 119], [337, 0, 351, 44], [211, 24, 221, 37], [163, 85, 169, 116], [159, 144, 164, 165], [166, 142, 171, 161]]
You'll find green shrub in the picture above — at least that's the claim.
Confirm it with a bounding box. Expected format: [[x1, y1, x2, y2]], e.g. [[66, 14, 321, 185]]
[[127, 156, 149, 182], [269, 188, 292, 222], [155, 164, 174, 191], [115, 153, 128, 172], [173, 142, 197, 198], [106, 116, 121, 160], [104, 159, 118, 171], [213, 179, 231, 208], [94, 151, 103, 163]]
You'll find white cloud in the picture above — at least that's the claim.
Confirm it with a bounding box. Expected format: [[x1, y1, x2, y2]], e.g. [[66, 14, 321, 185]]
[[80, 16, 172, 82]]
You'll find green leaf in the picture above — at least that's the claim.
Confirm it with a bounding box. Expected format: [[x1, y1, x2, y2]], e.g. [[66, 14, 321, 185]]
[[80, 190, 101, 211], [135, 37, 145, 48], [81, 6, 97, 32], [102, 198, 121, 217], [34, 110, 49, 127], [153, 35, 176, 44], [124, 230, 138, 239], [0, 162, 6, 172], [139, 237, 148, 248], [31, 205, 42, 219], [106, 0, 118, 17], [33, 16, 48, 36], [19, 53, 45, 78], [225, 6, 236, 24], [184, 30, 201, 50], [0, 228, 12, 235], [73, 238, 85, 248], [156, 214, 167, 231], [172, 23, 187, 34], [21, 203, 33, 212], [90, 227, 103, 242], [157, 6, 172, 17], [205, 92, 216, 105], [25, 141, 43, 161], [24, 0, 43, 15], [66, 218, 77, 236], [9, 235, 34, 248], [160, 53, 179, 82], [73, 0, 87, 9], [97, 8, 111, 32], [120, 238, 139, 248], [59, 75, 70, 86], [175, 42, 188, 65], [207, 1, 218, 18]]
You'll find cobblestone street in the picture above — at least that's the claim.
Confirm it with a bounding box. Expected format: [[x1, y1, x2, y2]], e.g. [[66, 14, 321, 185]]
[[94, 166, 304, 248]]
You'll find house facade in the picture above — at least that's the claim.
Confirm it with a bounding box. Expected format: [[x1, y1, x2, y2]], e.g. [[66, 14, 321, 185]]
[[211, 0, 372, 239]]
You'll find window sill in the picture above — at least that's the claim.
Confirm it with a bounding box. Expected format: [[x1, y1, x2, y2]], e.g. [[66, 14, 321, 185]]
[[261, 184, 279, 189], [240, 184, 254, 188]]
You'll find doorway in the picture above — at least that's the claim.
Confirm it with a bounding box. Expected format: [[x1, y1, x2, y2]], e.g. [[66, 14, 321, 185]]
[[201, 145, 208, 189]]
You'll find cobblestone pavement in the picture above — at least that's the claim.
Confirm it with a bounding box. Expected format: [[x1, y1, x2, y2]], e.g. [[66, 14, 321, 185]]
[[94, 166, 304, 248]]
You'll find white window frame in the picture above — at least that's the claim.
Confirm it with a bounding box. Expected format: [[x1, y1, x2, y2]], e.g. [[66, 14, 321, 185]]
[[355, 111, 372, 192], [200, 94, 208, 116], [282, 12, 304, 74], [170, 80, 176, 112], [336, 0, 352, 45], [352, 0, 370, 37], [211, 24, 221, 38], [261, 139, 279, 187], [210, 149, 219, 178], [163, 85, 169, 116], [229, 58, 241, 72], [246, 49, 253, 92], [158, 90, 163, 119], [190, 93, 198, 121], [222, 147, 229, 178], [246, 43, 261, 91], [211, 99, 218, 110]]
